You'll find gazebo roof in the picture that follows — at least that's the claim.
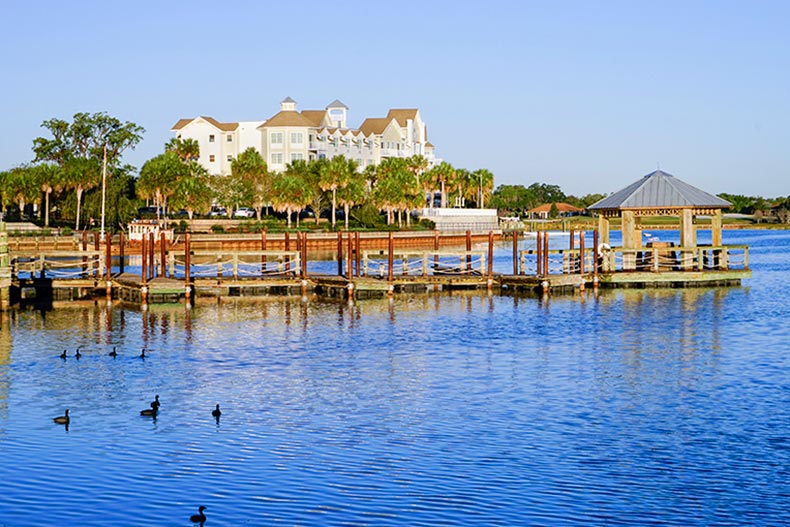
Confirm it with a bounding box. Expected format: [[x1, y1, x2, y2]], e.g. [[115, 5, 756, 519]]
[[589, 170, 731, 211]]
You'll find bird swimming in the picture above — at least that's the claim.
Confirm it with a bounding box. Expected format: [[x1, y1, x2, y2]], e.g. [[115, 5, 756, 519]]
[[212, 404, 221, 418], [139, 349, 146, 359], [189, 506, 207, 524], [150, 395, 160, 411], [140, 406, 158, 417], [59, 350, 67, 359], [53, 409, 70, 425], [108, 347, 118, 357], [74, 348, 82, 359]]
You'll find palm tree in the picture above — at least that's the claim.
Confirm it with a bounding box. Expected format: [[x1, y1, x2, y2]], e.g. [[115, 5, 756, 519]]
[[426, 161, 455, 208], [138, 151, 186, 224], [319, 155, 356, 229], [165, 137, 200, 162], [35, 163, 63, 227], [472, 169, 494, 208], [63, 157, 101, 230], [336, 171, 366, 231], [170, 162, 212, 221], [406, 155, 429, 208], [271, 164, 311, 229]]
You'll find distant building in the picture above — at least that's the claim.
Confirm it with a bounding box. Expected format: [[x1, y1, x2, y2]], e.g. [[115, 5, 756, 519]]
[[172, 98, 438, 175], [527, 202, 584, 219]]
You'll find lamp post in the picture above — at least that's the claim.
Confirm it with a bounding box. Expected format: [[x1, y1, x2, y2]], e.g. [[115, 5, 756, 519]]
[[478, 172, 483, 209], [100, 144, 107, 239]]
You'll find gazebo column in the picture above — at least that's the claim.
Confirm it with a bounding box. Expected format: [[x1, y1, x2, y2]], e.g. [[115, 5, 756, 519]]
[[711, 208, 723, 269], [597, 215, 610, 245], [621, 210, 637, 270], [711, 209, 723, 246], [679, 208, 696, 270]]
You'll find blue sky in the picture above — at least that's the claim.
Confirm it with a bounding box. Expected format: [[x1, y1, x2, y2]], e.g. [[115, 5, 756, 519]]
[[2, 1, 788, 197]]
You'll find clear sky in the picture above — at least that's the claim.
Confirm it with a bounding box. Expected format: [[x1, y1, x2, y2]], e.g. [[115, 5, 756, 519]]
[[2, 1, 788, 198]]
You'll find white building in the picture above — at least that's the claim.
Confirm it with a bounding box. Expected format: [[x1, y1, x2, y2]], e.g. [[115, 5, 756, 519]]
[[172, 98, 438, 175]]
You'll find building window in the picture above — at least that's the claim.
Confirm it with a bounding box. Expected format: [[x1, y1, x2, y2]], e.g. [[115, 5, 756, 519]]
[[290, 132, 304, 145], [209, 155, 215, 162], [209, 135, 215, 143], [271, 132, 283, 145], [226, 135, 233, 142], [271, 153, 283, 164], [291, 152, 304, 162], [227, 155, 233, 162]]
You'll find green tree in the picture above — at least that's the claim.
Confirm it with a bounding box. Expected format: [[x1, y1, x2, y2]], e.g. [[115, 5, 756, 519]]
[[34, 163, 63, 227], [471, 169, 494, 208], [32, 112, 144, 229], [170, 162, 212, 221], [425, 161, 456, 208], [81, 166, 138, 232], [271, 165, 311, 229], [337, 170, 366, 230], [231, 148, 271, 220], [165, 137, 200, 162], [319, 155, 356, 229], [138, 151, 186, 223]]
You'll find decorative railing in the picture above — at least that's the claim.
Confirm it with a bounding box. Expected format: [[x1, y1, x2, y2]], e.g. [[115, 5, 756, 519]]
[[361, 250, 488, 278], [167, 250, 302, 279], [518, 245, 749, 276], [11, 250, 107, 279]]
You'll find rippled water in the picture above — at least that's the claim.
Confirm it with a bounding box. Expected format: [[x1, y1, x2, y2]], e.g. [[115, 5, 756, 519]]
[[0, 229, 788, 526]]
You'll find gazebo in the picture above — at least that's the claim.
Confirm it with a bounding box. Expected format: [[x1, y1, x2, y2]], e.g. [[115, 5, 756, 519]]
[[589, 170, 732, 270]]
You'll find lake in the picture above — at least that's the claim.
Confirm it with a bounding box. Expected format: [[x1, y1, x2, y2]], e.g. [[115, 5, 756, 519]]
[[0, 229, 788, 526]]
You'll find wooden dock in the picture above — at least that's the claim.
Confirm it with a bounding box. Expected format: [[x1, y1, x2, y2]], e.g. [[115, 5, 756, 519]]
[[1, 227, 752, 308]]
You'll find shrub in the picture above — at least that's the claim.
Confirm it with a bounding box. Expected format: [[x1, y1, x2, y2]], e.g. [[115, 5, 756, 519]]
[[210, 224, 224, 233]]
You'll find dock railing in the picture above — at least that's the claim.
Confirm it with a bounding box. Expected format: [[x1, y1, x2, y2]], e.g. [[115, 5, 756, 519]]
[[362, 250, 488, 278], [518, 245, 749, 276], [11, 250, 106, 280], [167, 250, 302, 279]]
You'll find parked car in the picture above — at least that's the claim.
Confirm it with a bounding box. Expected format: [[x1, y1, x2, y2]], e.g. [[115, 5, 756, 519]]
[[208, 207, 227, 217], [234, 207, 255, 218]]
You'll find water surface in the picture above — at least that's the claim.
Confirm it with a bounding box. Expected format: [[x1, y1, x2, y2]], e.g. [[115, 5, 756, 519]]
[[0, 229, 788, 526]]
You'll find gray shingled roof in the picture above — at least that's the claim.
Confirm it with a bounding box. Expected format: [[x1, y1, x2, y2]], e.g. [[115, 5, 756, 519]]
[[326, 99, 348, 109], [588, 170, 731, 210]]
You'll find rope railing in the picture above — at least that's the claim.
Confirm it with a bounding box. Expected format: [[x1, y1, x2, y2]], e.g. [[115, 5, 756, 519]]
[[361, 250, 487, 278], [11, 250, 106, 280], [168, 250, 301, 279], [518, 245, 748, 275]]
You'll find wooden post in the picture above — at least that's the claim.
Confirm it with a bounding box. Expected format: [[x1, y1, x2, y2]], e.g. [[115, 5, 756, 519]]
[[543, 231, 550, 276], [347, 231, 354, 278], [355, 232, 361, 277], [487, 231, 494, 278], [261, 230, 267, 272], [105, 232, 112, 280], [184, 233, 191, 286], [512, 230, 519, 275], [284, 232, 291, 275], [387, 231, 394, 282], [119, 231, 125, 274], [337, 231, 343, 276], [593, 230, 599, 278], [82, 230, 88, 276], [300, 232, 307, 279], [141, 232, 148, 284], [621, 210, 637, 270], [536, 231, 542, 276], [711, 209, 723, 269], [148, 233, 155, 280], [434, 230, 440, 271], [159, 232, 167, 278], [465, 230, 472, 272], [93, 231, 100, 277]]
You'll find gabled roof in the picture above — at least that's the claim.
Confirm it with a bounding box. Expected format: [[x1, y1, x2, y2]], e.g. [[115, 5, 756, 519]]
[[258, 111, 315, 128], [326, 99, 348, 109], [281, 96, 297, 103], [528, 202, 583, 214], [300, 110, 329, 127], [172, 116, 239, 132], [386, 109, 419, 127], [589, 170, 731, 210], [359, 117, 393, 136]]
